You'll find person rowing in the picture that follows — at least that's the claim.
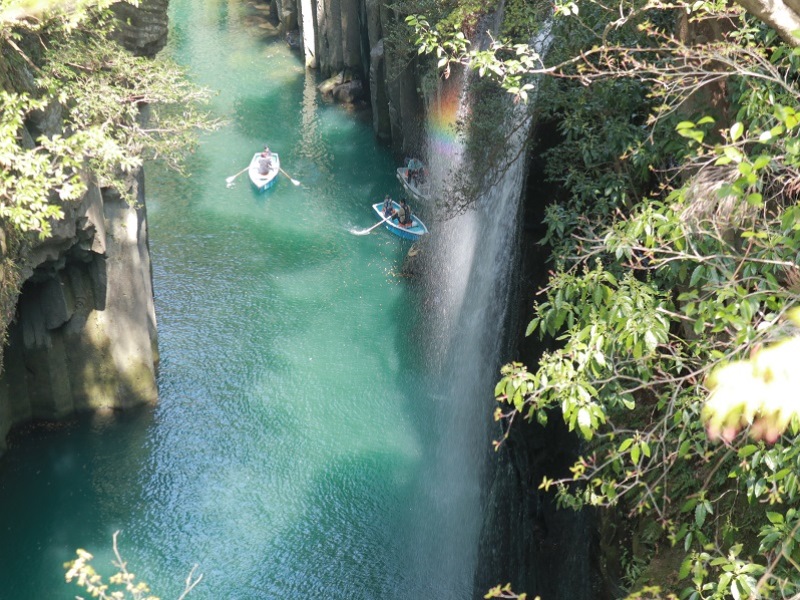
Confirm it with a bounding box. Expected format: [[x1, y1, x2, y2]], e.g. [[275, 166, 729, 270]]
[[258, 146, 273, 175]]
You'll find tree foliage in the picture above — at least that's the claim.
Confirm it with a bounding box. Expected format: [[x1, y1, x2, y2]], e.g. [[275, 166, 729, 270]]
[[408, 0, 800, 597], [65, 531, 202, 600], [0, 0, 218, 239], [703, 309, 800, 443]]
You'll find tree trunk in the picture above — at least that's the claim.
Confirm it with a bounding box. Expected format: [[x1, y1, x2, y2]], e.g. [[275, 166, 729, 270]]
[[735, 0, 800, 47]]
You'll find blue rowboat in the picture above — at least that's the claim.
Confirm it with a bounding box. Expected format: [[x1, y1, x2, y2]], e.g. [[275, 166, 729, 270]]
[[248, 151, 280, 191], [371, 201, 429, 241]]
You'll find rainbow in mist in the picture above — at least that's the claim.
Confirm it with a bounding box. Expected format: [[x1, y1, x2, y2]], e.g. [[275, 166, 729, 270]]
[[426, 82, 464, 159]]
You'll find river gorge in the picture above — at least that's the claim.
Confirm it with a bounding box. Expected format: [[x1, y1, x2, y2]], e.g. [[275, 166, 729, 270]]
[[0, 0, 571, 597]]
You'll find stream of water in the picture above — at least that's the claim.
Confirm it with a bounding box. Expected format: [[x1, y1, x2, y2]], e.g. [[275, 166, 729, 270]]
[[0, 1, 518, 598]]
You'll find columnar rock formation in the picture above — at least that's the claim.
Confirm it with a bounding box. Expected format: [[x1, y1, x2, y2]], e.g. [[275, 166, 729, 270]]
[[0, 175, 159, 451], [111, 0, 170, 56], [288, 0, 424, 151], [0, 1, 167, 453]]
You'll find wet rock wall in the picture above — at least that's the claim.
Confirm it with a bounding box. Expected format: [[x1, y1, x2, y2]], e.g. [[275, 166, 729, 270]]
[[274, 0, 424, 152]]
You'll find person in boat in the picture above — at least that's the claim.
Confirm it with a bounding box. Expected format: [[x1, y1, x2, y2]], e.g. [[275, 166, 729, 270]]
[[382, 194, 394, 217], [407, 158, 424, 185], [396, 198, 413, 227], [258, 146, 273, 175]]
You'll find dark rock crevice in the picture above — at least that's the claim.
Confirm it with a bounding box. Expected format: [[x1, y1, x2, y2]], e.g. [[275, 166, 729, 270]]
[[473, 117, 605, 600]]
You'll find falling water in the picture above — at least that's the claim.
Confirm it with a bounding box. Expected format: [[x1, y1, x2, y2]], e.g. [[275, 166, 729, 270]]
[[395, 22, 555, 598]]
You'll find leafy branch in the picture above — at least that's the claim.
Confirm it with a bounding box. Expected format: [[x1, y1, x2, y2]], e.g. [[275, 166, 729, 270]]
[[0, 5, 219, 238], [65, 531, 202, 600]]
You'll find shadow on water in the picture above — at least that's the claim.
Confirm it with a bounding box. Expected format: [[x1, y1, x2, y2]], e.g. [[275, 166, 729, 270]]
[[0, 408, 155, 598]]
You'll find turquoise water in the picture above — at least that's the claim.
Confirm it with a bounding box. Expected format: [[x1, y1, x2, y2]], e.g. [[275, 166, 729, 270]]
[[0, 1, 493, 598]]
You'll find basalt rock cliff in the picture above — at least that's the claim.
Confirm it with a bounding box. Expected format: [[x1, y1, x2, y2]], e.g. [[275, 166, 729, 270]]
[[0, 0, 167, 454], [0, 178, 159, 449], [111, 0, 170, 56], [272, 0, 425, 152]]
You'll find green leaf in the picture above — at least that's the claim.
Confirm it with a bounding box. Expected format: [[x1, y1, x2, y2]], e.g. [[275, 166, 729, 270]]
[[753, 155, 771, 170], [644, 330, 658, 352], [730, 122, 744, 142], [525, 318, 540, 337], [594, 351, 606, 367], [738, 445, 758, 458], [494, 379, 506, 397], [512, 391, 524, 412], [723, 146, 744, 163], [695, 503, 707, 527], [774, 467, 792, 480], [682, 129, 704, 144], [641, 441, 651, 458], [746, 193, 763, 206], [678, 439, 691, 458], [690, 265, 704, 287], [766, 511, 784, 524], [693, 318, 705, 335], [679, 558, 693, 580], [718, 572, 732, 593], [731, 579, 741, 600]]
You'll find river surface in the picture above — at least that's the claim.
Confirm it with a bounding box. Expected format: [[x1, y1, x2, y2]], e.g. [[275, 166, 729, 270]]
[[0, 1, 493, 598]]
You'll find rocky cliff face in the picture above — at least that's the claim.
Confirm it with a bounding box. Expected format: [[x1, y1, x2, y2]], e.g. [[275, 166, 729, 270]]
[[0, 175, 159, 452], [472, 120, 601, 600], [0, 2, 167, 453], [282, 0, 424, 153], [111, 0, 170, 57]]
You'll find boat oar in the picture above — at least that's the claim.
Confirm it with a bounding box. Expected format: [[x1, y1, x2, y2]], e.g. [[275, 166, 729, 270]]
[[279, 167, 301, 186], [226, 165, 249, 186], [352, 214, 391, 236]]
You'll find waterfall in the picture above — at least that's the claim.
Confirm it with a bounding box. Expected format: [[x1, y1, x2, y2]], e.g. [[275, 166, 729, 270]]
[[394, 23, 555, 599], [299, 0, 316, 67]]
